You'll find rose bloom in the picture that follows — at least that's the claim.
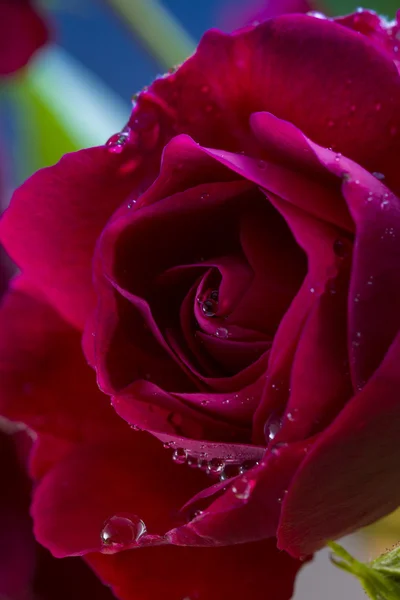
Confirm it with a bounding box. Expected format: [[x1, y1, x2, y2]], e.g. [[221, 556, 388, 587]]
[[1, 8, 400, 599], [0, 0, 49, 76]]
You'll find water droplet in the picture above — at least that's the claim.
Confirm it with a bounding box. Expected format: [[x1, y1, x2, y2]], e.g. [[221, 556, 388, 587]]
[[200, 192, 210, 200], [163, 441, 174, 449], [187, 456, 199, 468], [381, 199, 390, 210], [335, 152, 342, 162], [100, 515, 146, 550], [222, 398, 230, 405], [307, 11, 327, 19], [172, 448, 187, 464], [207, 458, 225, 474], [310, 287, 316, 294], [257, 159, 266, 170], [191, 509, 203, 519], [215, 327, 228, 338], [131, 424, 142, 431], [264, 413, 282, 442], [199, 289, 218, 317], [106, 129, 131, 154], [200, 399, 209, 406], [231, 477, 254, 501], [271, 442, 288, 455], [372, 172, 385, 180], [287, 412, 295, 422]]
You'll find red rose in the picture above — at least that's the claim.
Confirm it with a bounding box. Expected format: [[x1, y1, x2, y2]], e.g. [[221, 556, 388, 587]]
[[1, 9, 400, 598], [0, 0, 49, 76]]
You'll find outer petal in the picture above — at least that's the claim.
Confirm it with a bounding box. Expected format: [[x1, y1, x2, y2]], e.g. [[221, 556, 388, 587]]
[[278, 330, 400, 556], [0, 277, 126, 452], [31, 433, 209, 557], [131, 14, 400, 192], [336, 10, 400, 73], [0, 148, 139, 328], [0, 0, 49, 76], [87, 539, 304, 600]]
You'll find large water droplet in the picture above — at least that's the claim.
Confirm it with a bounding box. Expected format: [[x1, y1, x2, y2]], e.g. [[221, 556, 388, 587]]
[[106, 128, 131, 154], [172, 448, 187, 464], [100, 515, 146, 550], [231, 477, 254, 501]]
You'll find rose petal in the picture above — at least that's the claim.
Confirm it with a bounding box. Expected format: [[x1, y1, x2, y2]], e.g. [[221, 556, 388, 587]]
[[279, 329, 400, 556], [0, 277, 125, 449], [31, 432, 209, 557], [0, 148, 139, 328], [131, 14, 400, 191], [87, 538, 303, 600]]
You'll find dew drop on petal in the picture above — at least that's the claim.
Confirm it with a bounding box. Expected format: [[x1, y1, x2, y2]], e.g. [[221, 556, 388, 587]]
[[200, 192, 210, 201], [207, 458, 225, 474], [231, 476, 254, 501], [264, 413, 282, 442], [100, 515, 146, 550], [372, 172, 385, 180], [106, 129, 131, 154], [172, 448, 187, 464]]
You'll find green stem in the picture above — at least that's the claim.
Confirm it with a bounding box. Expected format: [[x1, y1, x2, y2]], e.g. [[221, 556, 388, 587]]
[[105, 0, 197, 70]]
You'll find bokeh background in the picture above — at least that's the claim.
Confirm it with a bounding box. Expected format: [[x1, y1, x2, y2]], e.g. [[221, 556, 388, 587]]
[[1, 1, 400, 598]]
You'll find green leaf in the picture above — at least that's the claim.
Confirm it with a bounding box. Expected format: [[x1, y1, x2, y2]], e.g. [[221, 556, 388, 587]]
[[329, 542, 400, 600], [9, 46, 130, 179], [323, 0, 398, 18]]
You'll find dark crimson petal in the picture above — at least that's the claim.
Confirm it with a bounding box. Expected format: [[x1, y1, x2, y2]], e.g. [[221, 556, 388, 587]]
[[168, 440, 311, 546], [34, 548, 115, 600], [0, 148, 139, 328], [131, 14, 400, 192], [87, 538, 303, 600], [0, 0, 49, 76], [0, 277, 126, 448], [31, 433, 209, 557], [277, 264, 353, 443], [303, 140, 400, 391], [278, 330, 400, 557], [336, 10, 400, 72], [0, 432, 36, 599], [252, 193, 345, 443]]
